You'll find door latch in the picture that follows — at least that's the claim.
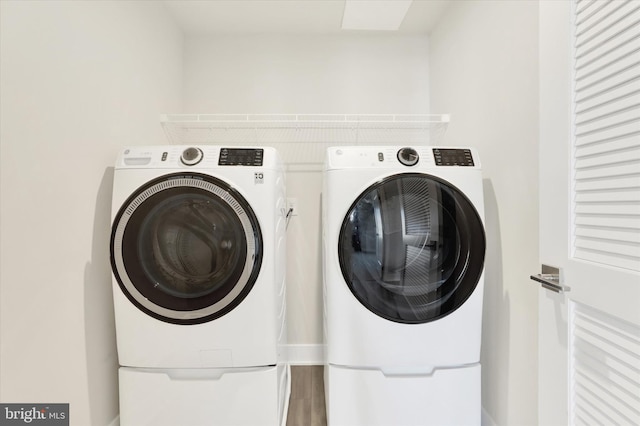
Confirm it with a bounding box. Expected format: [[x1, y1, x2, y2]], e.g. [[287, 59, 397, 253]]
[[530, 264, 570, 293]]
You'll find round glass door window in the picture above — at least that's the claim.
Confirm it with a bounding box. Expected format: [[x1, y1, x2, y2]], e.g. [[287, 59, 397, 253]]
[[338, 173, 485, 324], [110, 173, 262, 325]]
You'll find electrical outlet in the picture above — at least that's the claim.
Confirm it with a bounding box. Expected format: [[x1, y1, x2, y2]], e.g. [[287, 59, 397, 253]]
[[287, 198, 298, 216]]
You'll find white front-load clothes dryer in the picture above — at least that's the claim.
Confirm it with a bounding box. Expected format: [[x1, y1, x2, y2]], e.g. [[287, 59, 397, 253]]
[[110, 146, 287, 369], [323, 146, 486, 426]]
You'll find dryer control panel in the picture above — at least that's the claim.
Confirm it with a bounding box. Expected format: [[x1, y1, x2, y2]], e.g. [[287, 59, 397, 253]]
[[325, 146, 481, 170], [433, 148, 475, 166]]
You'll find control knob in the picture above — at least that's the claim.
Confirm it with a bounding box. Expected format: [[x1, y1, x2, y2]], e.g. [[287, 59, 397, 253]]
[[397, 147, 419, 166], [180, 147, 203, 166]]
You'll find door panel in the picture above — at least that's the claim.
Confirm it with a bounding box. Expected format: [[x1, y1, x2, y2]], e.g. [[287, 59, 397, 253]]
[[539, 1, 640, 424]]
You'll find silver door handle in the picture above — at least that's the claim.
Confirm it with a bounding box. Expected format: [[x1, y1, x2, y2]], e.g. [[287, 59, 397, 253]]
[[530, 264, 570, 293]]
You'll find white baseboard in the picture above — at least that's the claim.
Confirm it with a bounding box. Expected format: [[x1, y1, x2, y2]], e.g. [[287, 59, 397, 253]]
[[284, 344, 325, 365]]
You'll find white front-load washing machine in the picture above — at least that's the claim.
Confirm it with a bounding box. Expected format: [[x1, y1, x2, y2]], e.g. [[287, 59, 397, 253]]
[[323, 146, 486, 426], [110, 145, 289, 426]]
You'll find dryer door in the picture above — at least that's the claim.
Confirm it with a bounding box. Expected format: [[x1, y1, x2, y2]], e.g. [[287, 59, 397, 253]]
[[110, 172, 262, 325], [338, 173, 485, 324]]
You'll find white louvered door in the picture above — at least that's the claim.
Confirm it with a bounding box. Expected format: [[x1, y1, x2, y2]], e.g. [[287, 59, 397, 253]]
[[539, 1, 640, 425]]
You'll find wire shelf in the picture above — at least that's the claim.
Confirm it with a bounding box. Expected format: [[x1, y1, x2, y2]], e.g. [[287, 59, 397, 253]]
[[161, 114, 449, 169]]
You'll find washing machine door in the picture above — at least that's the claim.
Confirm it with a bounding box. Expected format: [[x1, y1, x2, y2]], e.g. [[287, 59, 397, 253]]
[[338, 173, 485, 324], [110, 172, 262, 325]]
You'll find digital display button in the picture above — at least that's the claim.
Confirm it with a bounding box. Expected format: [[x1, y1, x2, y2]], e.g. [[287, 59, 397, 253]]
[[218, 148, 264, 166], [433, 148, 475, 166]]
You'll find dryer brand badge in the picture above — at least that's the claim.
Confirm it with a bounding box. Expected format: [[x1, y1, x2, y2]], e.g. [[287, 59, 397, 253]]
[[254, 172, 264, 184]]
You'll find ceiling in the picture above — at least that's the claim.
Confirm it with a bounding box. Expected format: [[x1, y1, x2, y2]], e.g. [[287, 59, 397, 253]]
[[163, 0, 451, 35]]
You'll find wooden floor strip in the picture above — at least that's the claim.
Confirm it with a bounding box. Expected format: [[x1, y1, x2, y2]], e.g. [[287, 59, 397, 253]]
[[287, 366, 327, 426]]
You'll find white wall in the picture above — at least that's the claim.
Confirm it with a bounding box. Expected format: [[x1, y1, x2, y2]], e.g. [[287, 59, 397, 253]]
[[429, 1, 539, 425], [0, 1, 182, 424], [183, 34, 431, 354], [183, 34, 430, 114]]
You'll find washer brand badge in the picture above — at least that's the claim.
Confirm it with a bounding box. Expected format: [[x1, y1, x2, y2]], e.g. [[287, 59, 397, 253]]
[[254, 172, 264, 184], [0, 404, 68, 426]]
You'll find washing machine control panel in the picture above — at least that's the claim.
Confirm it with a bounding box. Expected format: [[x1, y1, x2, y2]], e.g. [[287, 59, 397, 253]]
[[218, 148, 264, 166], [433, 148, 475, 166], [180, 147, 204, 166]]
